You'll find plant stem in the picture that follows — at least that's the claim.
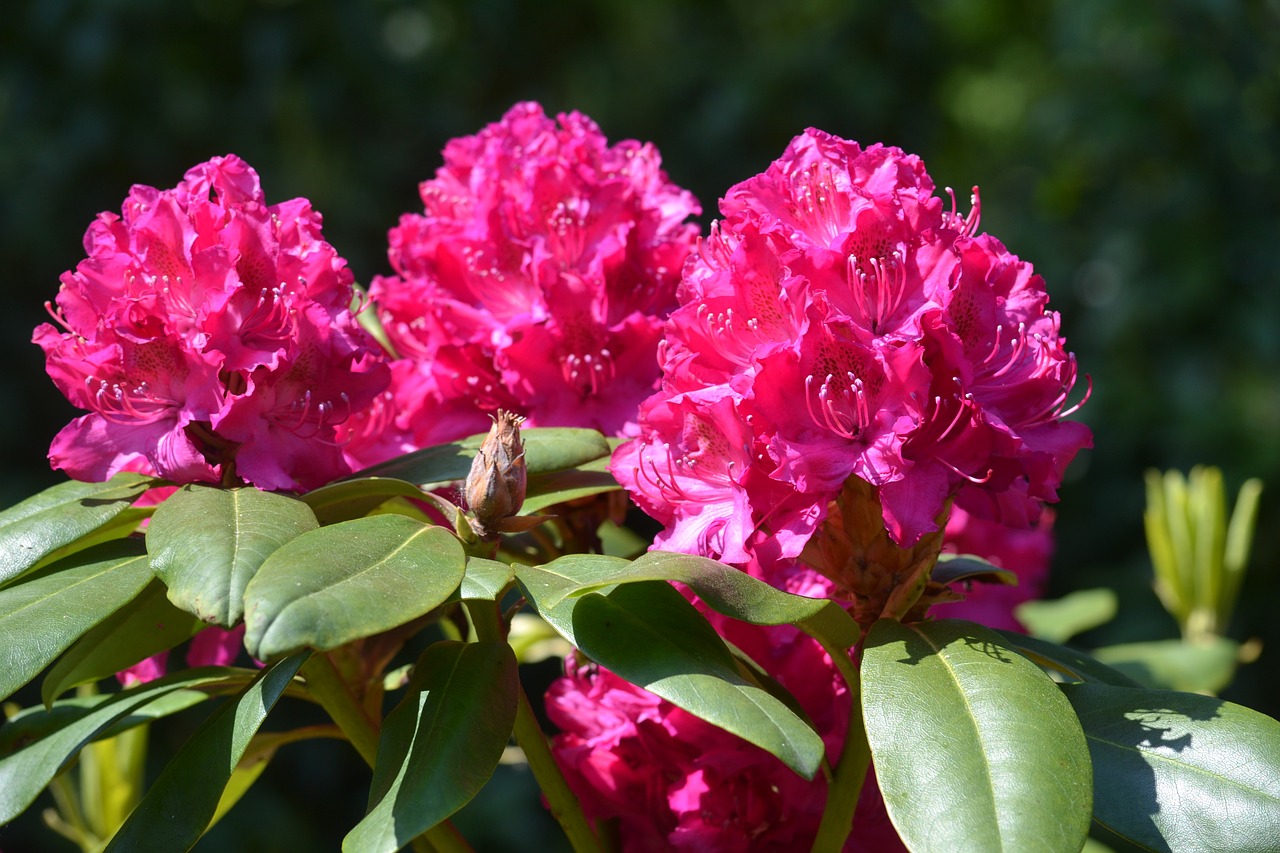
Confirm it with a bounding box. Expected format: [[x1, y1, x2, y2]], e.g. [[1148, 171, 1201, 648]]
[[301, 652, 473, 853], [466, 600, 602, 853], [810, 640, 872, 852]]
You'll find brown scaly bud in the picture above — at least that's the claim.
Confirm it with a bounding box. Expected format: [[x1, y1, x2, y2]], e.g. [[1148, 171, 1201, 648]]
[[800, 475, 950, 630], [463, 410, 550, 540]]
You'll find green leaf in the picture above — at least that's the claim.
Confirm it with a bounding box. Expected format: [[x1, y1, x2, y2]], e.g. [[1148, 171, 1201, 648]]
[[0, 670, 236, 825], [1091, 637, 1239, 694], [147, 485, 319, 626], [42, 579, 204, 706], [994, 630, 1142, 687], [567, 580, 825, 778], [242, 516, 465, 659], [0, 539, 152, 702], [1016, 587, 1119, 643], [519, 550, 860, 650], [348, 427, 612, 486], [343, 641, 518, 853], [460, 557, 515, 601], [300, 477, 432, 525], [103, 651, 308, 852], [1063, 682, 1280, 853], [0, 473, 154, 587], [862, 619, 1093, 853], [932, 553, 1018, 586], [521, 468, 621, 514]]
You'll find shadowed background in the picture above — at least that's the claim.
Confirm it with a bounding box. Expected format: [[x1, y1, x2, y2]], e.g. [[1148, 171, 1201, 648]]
[[2, 1, 1278, 850]]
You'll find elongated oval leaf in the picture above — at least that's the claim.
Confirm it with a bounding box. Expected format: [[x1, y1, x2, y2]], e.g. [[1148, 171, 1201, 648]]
[[104, 651, 308, 852], [995, 630, 1142, 687], [570, 580, 825, 778], [0, 670, 236, 825], [343, 641, 518, 853], [147, 485, 319, 626], [1063, 682, 1280, 853], [0, 473, 153, 587], [242, 516, 465, 659], [0, 539, 152, 701], [460, 557, 515, 601], [862, 619, 1092, 853], [349, 427, 611, 486], [300, 477, 431, 525], [41, 579, 204, 706]]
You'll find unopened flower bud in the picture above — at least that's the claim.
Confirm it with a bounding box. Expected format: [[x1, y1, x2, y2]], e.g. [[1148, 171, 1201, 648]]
[[464, 410, 528, 539]]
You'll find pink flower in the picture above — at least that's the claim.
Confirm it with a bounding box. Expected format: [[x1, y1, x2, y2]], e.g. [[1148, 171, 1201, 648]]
[[613, 129, 1090, 569], [35, 155, 390, 491], [360, 102, 700, 456], [931, 505, 1056, 632], [115, 624, 248, 687], [547, 568, 906, 852]]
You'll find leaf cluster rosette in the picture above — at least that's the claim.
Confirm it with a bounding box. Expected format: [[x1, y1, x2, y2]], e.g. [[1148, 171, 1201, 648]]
[[33, 155, 390, 491]]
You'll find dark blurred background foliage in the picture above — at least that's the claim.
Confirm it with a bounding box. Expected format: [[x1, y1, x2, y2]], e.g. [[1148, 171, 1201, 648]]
[[2, 0, 1278, 849]]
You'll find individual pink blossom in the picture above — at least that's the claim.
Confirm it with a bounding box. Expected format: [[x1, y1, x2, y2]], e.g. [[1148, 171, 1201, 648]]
[[613, 129, 1090, 571], [35, 155, 390, 491], [547, 568, 905, 852], [116, 624, 249, 687], [931, 505, 1056, 632], [358, 102, 700, 457]]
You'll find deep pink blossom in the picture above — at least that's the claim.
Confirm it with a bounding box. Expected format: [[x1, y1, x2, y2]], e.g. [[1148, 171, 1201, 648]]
[[613, 128, 1090, 567], [547, 568, 905, 852], [116, 624, 248, 687], [35, 155, 389, 491], [361, 102, 700, 455]]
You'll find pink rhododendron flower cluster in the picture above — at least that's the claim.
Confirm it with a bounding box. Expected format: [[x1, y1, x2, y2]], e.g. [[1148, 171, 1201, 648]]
[[931, 505, 1056, 632], [613, 128, 1091, 568], [34, 155, 389, 491], [353, 102, 700, 460], [548, 569, 904, 852]]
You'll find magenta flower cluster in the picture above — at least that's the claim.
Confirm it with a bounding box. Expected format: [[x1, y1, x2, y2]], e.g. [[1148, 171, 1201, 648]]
[[34, 155, 389, 491], [348, 102, 700, 463], [613, 129, 1091, 567]]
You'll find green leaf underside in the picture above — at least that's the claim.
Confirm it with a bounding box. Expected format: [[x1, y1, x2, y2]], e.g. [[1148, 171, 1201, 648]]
[[0, 473, 154, 587], [1063, 682, 1280, 853], [519, 551, 860, 650], [42, 579, 204, 706], [103, 652, 309, 853], [147, 485, 320, 627], [862, 619, 1093, 853], [242, 516, 466, 659], [300, 477, 431, 525], [1091, 637, 1239, 694], [567, 581, 824, 778], [994, 630, 1142, 687], [343, 641, 518, 853], [0, 539, 152, 702], [347, 427, 612, 486], [0, 669, 241, 825]]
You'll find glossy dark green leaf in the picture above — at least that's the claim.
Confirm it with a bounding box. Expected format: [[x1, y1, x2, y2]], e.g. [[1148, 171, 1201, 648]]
[[103, 651, 308, 852], [0, 670, 236, 825], [521, 468, 621, 514], [460, 557, 515, 601], [569, 581, 825, 778], [1092, 637, 1239, 694], [0, 473, 154, 587], [242, 516, 465, 659], [348, 427, 611, 486], [147, 485, 319, 626], [862, 619, 1093, 853], [519, 550, 860, 650], [343, 641, 518, 853], [0, 539, 152, 701], [995, 629, 1142, 687], [1064, 683, 1280, 853], [0, 687, 212, 756], [932, 553, 1017, 586], [300, 477, 432, 525], [42, 579, 204, 706]]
